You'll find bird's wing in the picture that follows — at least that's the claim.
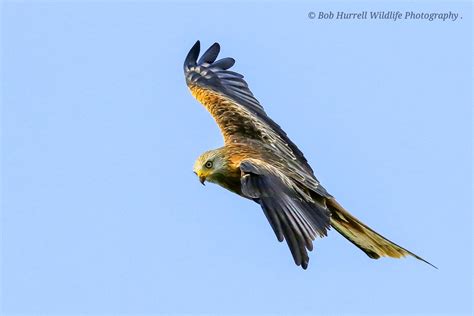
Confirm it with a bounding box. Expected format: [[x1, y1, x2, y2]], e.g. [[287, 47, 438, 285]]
[[184, 41, 328, 195], [239, 158, 331, 269]]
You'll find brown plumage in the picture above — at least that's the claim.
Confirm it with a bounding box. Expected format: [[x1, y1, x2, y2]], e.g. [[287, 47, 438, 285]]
[[185, 41, 435, 269]]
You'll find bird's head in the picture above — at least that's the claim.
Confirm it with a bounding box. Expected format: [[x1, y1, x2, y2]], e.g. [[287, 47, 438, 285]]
[[193, 149, 228, 185]]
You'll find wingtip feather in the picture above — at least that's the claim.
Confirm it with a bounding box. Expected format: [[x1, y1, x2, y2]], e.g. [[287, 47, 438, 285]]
[[198, 42, 221, 64], [184, 40, 201, 71]]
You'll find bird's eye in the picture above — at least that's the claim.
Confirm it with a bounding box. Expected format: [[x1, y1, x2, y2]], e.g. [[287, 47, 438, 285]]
[[204, 161, 213, 169]]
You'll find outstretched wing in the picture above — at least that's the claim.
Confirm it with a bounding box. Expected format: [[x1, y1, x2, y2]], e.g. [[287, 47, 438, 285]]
[[239, 158, 331, 269], [184, 41, 318, 179]]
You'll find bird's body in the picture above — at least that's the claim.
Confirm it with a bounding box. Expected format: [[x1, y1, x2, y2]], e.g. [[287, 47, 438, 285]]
[[185, 41, 435, 269], [195, 142, 308, 197]]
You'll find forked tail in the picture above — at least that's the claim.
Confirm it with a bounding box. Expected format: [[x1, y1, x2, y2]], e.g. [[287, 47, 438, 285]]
[[327, 198, 437, 268]]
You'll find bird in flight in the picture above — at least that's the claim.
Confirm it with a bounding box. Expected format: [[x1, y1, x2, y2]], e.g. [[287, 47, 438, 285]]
[[184, 41, 435, 269]]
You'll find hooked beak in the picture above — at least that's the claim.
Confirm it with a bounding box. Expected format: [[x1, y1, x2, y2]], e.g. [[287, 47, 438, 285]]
[[199, 175, 206, 185]]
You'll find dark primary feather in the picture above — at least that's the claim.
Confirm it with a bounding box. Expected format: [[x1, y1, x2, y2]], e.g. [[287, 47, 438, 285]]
[[240, 159, 331, 269], [184, 40, 200, 71], [212, 57, 235, 70], [198, 42, 220, 64]]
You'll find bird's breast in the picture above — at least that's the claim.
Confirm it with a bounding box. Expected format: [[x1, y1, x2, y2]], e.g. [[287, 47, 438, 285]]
[[212, 143, 266, 197], [211, 168, 243, 196]]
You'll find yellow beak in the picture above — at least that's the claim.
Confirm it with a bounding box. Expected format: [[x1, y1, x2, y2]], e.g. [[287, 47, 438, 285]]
[[199, 175, 206, 185]]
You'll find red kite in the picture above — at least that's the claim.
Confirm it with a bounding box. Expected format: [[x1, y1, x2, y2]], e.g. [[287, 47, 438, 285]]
[[184, 41, 435, 269]]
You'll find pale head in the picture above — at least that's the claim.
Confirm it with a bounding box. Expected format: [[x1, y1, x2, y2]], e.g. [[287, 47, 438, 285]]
[[193, 148, 228, 185]]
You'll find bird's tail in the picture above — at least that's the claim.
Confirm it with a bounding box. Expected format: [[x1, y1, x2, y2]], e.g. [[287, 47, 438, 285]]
[[326, 198, 436, 268]]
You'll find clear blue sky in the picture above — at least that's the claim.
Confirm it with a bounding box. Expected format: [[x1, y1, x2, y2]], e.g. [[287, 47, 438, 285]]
[[1, 1, 472, 315]]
